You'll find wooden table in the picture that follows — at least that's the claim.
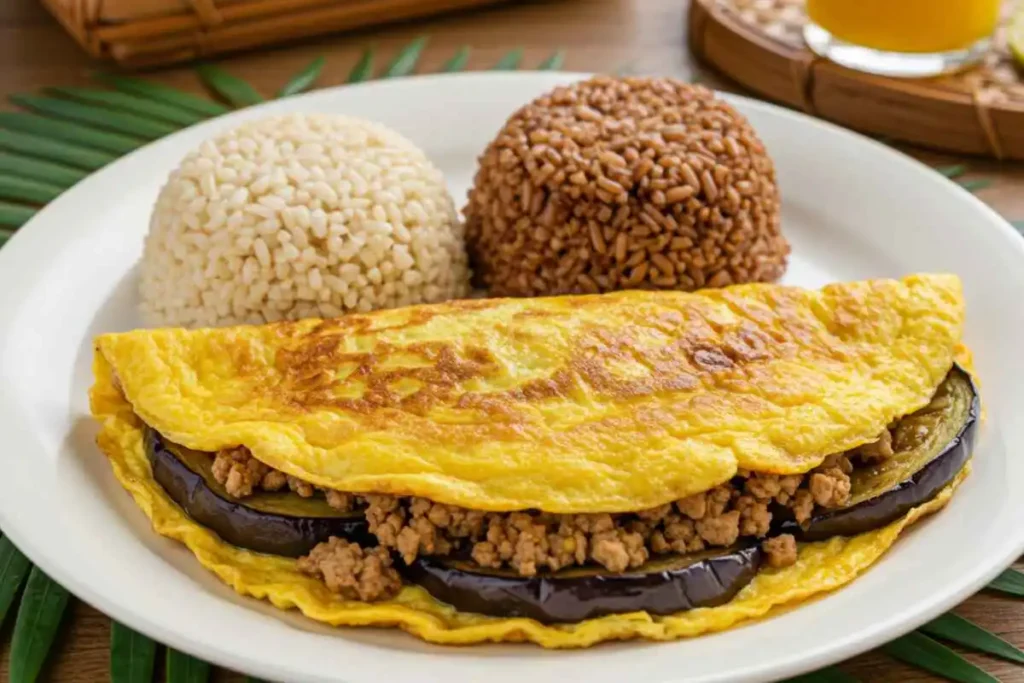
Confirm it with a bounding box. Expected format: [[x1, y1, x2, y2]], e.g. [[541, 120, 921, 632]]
[[1, 1, 1022, 681]]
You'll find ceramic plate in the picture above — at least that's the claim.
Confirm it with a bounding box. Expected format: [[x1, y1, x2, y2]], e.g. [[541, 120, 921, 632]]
[[0, 72, 1021, 683]]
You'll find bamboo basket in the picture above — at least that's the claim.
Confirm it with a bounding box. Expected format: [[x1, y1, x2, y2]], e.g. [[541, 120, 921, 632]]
[[40, 0, 513, 68], [688, 0, 1024, 160]]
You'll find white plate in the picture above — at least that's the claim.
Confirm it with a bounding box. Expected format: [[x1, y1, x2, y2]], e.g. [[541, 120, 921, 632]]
[[0, 72, 1021, 683]]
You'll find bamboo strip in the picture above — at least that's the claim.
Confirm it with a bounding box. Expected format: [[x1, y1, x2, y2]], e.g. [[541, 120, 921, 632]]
[[40, 0, 511, 67]]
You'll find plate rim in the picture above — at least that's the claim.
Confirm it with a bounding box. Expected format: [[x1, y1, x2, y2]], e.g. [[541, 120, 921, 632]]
[[0, 70, 1021, 683]]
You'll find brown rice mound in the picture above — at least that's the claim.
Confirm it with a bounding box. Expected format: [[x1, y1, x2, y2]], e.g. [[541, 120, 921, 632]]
[[463, 76, 788, 297]]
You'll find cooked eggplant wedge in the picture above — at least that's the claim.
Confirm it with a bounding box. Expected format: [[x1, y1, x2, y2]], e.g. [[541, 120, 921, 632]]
[[788, 365, 978, 542], [145, 428, 371, 557], [404, 545, 762, 624]]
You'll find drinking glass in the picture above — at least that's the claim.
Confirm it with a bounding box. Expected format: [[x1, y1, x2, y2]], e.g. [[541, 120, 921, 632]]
[[804, 0, 1001, 78]]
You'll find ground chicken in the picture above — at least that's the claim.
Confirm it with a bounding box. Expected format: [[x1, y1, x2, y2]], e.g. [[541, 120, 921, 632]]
[[809, 455, 853, 508], [210, 447, 356, 511], [762, 534, 798, 568], [211, 447, 269, 498], [219, 431, 893, 581], [297, 537, 401, 601]]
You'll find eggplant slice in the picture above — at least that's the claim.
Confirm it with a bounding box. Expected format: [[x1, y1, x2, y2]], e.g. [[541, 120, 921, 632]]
[[787, 364, 979, 541], [145, 428, 371, 557], [404, 545, 762, 624]]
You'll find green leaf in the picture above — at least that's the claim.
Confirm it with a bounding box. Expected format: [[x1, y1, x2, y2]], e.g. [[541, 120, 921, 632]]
[[95, 73, 230, 116], [782, 666, 859, 683], [10, 95, 177, 139], [0, 112, 143, 155], [881, 631, 999, 683], [0, 201, 35, 228], [959, 179, 991, 193], [385, 36, 428, 78], [110, 621, 157, 683], [537, 49, 566, 70], [493, 47, 524, 70], [9, 567, 72, 683], [278, 56, 326, 98], [0, 129, 114, 171], [45, 87, 205, 127], [0, 228, 17, 245], [0, 175, 64, 204], [936, 164, 968, 179], [246, 677, 272, 683], [442, 46, 471, 72], [920, 612, 1024, 664], [0, 535, 32, 625], [166, 647, 211, 683], [347, 48, 375, 83], [986, 568, 1024, 597], [0, 152, 87, 187], [196, 64, 265, 108], [1010, 220, 1024, 233]]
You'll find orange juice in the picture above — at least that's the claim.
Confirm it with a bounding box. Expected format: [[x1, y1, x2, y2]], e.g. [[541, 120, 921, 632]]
[[807, 0, 1001, 54]]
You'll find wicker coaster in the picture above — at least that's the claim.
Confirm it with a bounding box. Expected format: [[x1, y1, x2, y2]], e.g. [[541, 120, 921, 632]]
[[688, 0, 1024, 159]]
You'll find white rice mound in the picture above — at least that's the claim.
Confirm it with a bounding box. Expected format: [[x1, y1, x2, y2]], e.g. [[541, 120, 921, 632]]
[[140, 112, 471, 328]]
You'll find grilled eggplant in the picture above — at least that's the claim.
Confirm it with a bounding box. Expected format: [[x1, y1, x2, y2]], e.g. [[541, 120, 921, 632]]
[[788, 365, 978, 541], [145, 428, 371, 557], [404, 545, 762, 624]]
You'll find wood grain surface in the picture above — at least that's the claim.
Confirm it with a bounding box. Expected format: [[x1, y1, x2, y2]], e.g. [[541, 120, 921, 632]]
[[1, 0, 1023, 681]]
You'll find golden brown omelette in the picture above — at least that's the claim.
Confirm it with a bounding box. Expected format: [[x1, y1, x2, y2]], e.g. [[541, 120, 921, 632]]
[[90, 273, 978, 647]]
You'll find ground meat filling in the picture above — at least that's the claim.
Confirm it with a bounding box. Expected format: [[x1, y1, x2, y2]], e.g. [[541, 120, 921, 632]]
[[296, 538, 401, 601], [363, 448, 866, 577], [227, 432, 889, 584], [210, 447, 357, 512]]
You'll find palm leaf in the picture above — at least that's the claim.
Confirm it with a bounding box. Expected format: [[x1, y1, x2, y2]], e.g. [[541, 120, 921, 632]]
[[0, 152, 87, 187], [94, 73, 230, 116], [110, 621, 157, 683], [385, 36, 428, 78], [0, 112, 144, 155], [920, 612, 1024, 664], [10, 95, 178, 139], [493, 47, 524, 70], [442, 46, 471, 72], [45, 87, 205, 127], [0, 175, 64, 204], [881, 631, 999, 683], [959, 179, 992, 193], [278, 56, 326, 98], [196, 64, 265, 107], [538, 49, 567, 70], [166, 647, 211, 683], [986, 568, 1024, 597], [0, 228, 17, 245], [347, 48, 376, 83], [9, 567, 71, 683], [0, 535, 32, 625], [0, 129, 114, 170], [936, 164, 968, 179], [0, 201, 35, 228]]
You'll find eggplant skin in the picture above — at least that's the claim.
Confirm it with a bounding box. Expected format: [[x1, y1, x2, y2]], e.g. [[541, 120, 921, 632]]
[[145, 428, 372, 557], [788, 365, 979, 542], [403, 545, 763, 624]]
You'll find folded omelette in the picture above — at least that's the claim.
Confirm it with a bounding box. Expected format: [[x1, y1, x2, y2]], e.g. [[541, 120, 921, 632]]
[[90, 273, 978, 647]]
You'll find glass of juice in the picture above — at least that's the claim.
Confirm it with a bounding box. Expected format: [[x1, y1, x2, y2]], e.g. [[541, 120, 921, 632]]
[[804, 0, 1001, 78]]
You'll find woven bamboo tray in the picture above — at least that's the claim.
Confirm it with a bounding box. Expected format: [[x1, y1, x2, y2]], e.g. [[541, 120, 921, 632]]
[[40, 0, 512, 68], [688, 0, 1024, 160]]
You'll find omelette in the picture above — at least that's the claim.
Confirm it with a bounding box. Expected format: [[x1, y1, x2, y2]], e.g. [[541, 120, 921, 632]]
[[90, 273, 979, 647]]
